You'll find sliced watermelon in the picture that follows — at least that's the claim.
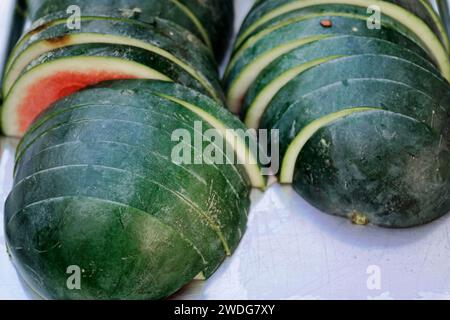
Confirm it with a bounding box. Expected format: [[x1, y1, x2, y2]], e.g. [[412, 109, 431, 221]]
[[224, 14, 429, 113], [1, 50, 172, 137], [25, 0, 234, 62], [234, 0, 450, 81], [242, 35, 439, 129], [261, 54, 450, 131], [272, 78, 449, 158], [3, 17, 222, 101], [15, 81, 265, 189], [289, 110, 450, 228], [6, 196, 205, 299]]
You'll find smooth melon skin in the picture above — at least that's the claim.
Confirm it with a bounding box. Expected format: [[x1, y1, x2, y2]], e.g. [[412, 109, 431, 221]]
[[270, 79, 449, 157], [224, 15, 428, 113], [261, 54, 450, 132], [242, 35, 439, 128], [6, 164, 228, 277], [3, 17, 222, 101], [291, 110, 450, 228], [25, 0, 234, 62], [5, 196, 204, 300]]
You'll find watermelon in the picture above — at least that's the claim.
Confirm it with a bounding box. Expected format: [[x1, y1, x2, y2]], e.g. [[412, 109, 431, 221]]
[[3, 17, 222, 102], [261, 54, 450, 132], [15, 103, 250, 196], [6, 196, 205, 299], [13, 81, 265, 189], [13, 140, 250, 253], [234, 0, 450, 79], [12, 105, 251, 257], [271, 78, 449, 158], [1, 44, 178, 137], [224, 14, 429, 113], [6, 81, 253, 299], [288, 110, 450, 228], [25, 0, 234, 62], [242, 35, 439, 128], [387, 0, 450, 53], [232, 3, 437, 53]]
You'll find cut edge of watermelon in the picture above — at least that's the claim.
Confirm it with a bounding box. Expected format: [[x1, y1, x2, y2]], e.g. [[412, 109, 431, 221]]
[[226, 12, 338, 77], [279, 107, 377, 183], [170, 0, 213, 50], [3, 33, 220, 102], [158, 94, 266, 190], [230, 11, 373, 70], [226, 35, 328, 113], [244, 55, 344, 129], [236, 0, 450, 82], [1, 56, 171, 137]]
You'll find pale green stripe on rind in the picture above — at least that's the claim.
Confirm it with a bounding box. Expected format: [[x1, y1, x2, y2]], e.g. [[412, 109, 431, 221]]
[[4, 32, 221, 102], [169, 0, 213, 51], [226, 13, 337, 77], [244, 55, 344, 129], [1, 56, 172, 138], [417, 0, 450, 53], [158, 94, 266, 190], [226, 35, 328, 113], [236, 0, 450, 82], [280, 107, 377, 183]]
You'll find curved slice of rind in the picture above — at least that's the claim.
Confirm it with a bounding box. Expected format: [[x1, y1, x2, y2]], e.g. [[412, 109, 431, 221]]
[[243, 35, 440, 128], [292, 110, 450, 228]]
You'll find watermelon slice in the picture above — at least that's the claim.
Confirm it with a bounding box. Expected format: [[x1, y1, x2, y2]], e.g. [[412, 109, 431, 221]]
[[1, 46, 176, 137]]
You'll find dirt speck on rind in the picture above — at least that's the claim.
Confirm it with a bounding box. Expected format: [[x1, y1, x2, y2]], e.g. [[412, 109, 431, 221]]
[[45, 35, 72, 46]]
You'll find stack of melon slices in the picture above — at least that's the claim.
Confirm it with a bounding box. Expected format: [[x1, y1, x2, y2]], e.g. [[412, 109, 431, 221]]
[[225, 0, 450, 228], [3, 1, 265, 300], [1, 0, 235, 137]]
